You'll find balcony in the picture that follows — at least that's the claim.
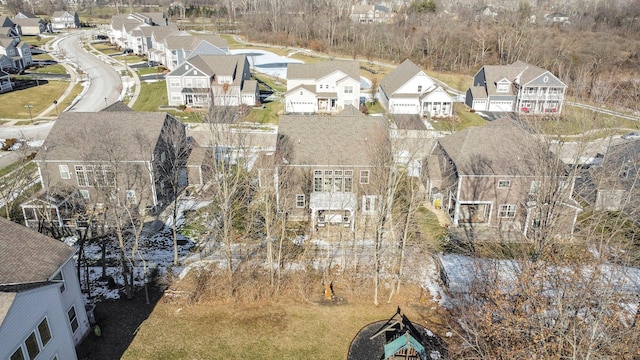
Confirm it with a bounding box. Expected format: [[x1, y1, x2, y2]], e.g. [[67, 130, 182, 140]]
[[310, 192, 356, 211]]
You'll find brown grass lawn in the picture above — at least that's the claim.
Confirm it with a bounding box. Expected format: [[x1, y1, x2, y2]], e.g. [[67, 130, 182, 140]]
[[0, 81, 69, 119], [123, 285, 448, 360]]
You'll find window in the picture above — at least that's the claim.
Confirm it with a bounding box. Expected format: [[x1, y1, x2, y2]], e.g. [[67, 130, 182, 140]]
[[313, 170, 322, 192], [37, 318, 52, 347], [68, 306, 78, 333], [362, 195, 377, 214], [620, 164, 630, 178], [59, 165, 70, 179], [360, 170, 370, 184], [344, 85, 353, 94], [417, 85, 422, 92], [25, 332, 40, 359], [296, 194, 305, 208], [499, 204, 516, 218], [497, 82, 509, 92], [10, 347, 24, 360], [497, 180, 511, 189], [79, 190, 90, 201], [169, 79, 180, 87], [126, 190, 136, 203], [75, 165, 93, 187], [12, 318, 53, 360]]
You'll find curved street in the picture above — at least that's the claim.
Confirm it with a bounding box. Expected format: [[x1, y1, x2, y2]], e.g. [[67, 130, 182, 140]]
[[56, 30, 123, 112]]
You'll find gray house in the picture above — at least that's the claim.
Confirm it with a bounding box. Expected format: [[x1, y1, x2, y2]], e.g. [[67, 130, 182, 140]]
[[465, 60, 567, 115]]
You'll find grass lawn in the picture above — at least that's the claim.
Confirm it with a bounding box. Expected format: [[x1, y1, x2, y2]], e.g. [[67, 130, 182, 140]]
[[245, 101, 283, 124], [22, 35, 54, 48], [136, 66, 164, 76], [123, 294, 446, 360], [0, 81, 68, 119], [430, 103, 487, 132], [92, 42, 122, 55], [529, 104, 640, 136], [28, 64, 67, 74], [132, 81, 168, 112]]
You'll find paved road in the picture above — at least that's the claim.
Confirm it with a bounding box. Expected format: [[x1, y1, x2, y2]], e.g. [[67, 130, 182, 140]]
[[57, 31, 123, 112]]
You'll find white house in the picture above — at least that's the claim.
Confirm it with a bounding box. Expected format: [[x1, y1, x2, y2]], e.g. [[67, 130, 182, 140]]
[[285, 60, 361, 114], [51, 11, 80, 30], [379, 59, 453, 117], [0, 218, 91, 360], [165, 54, 258, 107]]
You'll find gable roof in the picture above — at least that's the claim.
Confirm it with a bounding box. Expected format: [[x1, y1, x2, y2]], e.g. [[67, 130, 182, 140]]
[[380, 59, 434, 95], [287, 60, 360, 82], [101, 100, 133, 111], [278, 113, 388, 166], [0, 218, 75, 285], [180, 54, 246, 80], [438, 118, 541, 176], [479, 60, 565, 95], [35, 112, 173, 162]]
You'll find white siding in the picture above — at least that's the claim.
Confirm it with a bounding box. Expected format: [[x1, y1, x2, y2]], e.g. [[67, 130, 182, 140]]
[[0, 285, 78, 360]]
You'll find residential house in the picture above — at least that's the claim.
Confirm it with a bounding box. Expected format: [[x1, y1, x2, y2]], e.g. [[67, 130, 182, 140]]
[[0, 34, 33, 71], [0, 16, 20, 37], [350, 4, 396, 24], [284, 60, 361, 114], [13, 14, 46, 35], [426, 118, 581, 238], [51, 11, 80, 31], [579, 139, 639, 221], [274, 108, 389, 229], [465, 60, 567, 114], [0, 217, 90, 360], [474, 5, 498, 21], [0, 69, 12, 92], [165, 54, 258, 107], [379, 59, 453, 117], [146, 24, 182, 64], [163, 33, 228, 70], [545, 12, 570, 24], [28, 111, 187, 230]]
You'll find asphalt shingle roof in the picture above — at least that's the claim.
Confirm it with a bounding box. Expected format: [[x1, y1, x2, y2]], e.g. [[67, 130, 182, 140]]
[[287, 60, 360, 82], [278, 112, 388, 166], [438, 117, 541, 176], [35, 112, 171, 162], [0, 218, 75, 285]]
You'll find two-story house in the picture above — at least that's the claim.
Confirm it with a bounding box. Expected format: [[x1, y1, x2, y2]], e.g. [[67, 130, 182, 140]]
[[163, 33, 228, 70], [13, 12, 47, 36], [274, 108, 389, 230], [0, 16, 21, 37], [27, 111, 187, 230], [426, 118, 581, 238], [350, 4, 396, 24], [165, 54, 258, 107], [379, 59, 453, 117], [0, 34, 32, 71], [51, 11, 80, 31], [465, 60, 567, 114], [284, 60, 361, 114], [0, 218, 90, 360]]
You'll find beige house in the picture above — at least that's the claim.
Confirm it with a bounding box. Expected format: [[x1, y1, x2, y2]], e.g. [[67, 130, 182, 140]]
[[27, 111, 187, 230], [273, 108, 389, 230], [426, 118, 581, 238]]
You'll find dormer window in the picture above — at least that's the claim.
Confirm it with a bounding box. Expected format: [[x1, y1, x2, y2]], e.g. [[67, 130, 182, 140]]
[[497, 82, 509, 93]]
